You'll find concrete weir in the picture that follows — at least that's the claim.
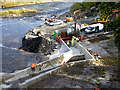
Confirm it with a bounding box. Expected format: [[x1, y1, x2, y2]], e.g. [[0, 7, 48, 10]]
[[0, 40, 95, 89]]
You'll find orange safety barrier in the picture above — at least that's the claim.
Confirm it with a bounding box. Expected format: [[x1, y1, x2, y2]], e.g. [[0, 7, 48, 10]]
[[62, 37, 72, 40], [56, 36, 62, 44]]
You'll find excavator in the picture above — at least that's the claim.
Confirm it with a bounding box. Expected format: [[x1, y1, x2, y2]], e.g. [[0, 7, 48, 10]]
[[66, 9, 81, 21], [95, 9, 120, 23]]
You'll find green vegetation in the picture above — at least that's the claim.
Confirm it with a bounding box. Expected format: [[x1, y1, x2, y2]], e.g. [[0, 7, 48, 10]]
[[0, 1, 43, 8], [99, 2, 120, 49], [82, 2, 98, 11], [98, 2, 120, 20], [1, 8, 37, 17], [71, 2, 83, 11], [1, 2, 16, 8], [71, 2, 100, 11]]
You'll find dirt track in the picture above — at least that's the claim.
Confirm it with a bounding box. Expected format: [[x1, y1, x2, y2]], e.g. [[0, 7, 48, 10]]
[[29, 60, 119, 88]]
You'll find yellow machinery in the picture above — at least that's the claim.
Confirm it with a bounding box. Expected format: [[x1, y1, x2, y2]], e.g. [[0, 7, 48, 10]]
[[95, 9, 120, 23], [66, 9, 81, 21]]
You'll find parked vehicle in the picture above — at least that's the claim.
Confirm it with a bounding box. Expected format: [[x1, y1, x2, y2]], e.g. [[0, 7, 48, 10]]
[[49, 20, 64, 26], [85, 23, 104, 33]]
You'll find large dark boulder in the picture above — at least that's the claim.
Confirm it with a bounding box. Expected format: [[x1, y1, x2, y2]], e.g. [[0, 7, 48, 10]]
[[22, 36, 56, 55]]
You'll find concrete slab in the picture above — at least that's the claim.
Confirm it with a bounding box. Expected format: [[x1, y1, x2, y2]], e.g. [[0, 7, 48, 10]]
[[70, 47, 82, 55]]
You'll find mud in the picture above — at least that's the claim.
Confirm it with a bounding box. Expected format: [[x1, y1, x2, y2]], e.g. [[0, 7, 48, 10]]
[[28, 61, 119, 88], [88, 35, 110, 43]]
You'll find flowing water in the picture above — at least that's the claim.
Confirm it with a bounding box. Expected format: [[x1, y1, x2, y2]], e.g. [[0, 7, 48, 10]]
[[1, 2, 74, 73]]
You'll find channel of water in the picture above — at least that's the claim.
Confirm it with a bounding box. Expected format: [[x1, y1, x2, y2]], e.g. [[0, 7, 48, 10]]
[[1, 2, 74, 73]]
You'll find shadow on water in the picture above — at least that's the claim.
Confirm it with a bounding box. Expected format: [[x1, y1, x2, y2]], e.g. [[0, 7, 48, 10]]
[[2, 47, 49, 73]]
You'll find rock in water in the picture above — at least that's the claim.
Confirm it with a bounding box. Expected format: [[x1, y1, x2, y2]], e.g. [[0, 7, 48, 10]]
[[22, 36, 56, 55]]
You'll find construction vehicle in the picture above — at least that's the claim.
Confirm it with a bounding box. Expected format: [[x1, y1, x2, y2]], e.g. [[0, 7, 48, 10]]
[[95, 9, 120, 23], [66, 9, 81, 21]]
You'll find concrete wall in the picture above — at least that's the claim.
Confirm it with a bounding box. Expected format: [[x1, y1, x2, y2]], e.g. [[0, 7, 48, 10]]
[[61, 40, 73, 64], [19, 66, 62, 88], [74, 41, 95, 60], [17, 41, 94, 88], [6, 40, 94, 83], [6, 54, 64, 83], [19, 59, 90, 88], [1, 39, 95, 88], [5, 40, 70, 84]]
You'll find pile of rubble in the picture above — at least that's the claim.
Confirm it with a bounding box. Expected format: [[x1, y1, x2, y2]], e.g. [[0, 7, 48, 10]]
[[22, 29, 59, 55]]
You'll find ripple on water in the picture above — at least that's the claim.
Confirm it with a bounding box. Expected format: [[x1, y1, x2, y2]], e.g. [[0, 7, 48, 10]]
[[1, 2, 74, 73]]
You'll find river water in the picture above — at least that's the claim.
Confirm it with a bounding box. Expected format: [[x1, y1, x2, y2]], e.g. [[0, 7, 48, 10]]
[[1, 2, 74, 73]]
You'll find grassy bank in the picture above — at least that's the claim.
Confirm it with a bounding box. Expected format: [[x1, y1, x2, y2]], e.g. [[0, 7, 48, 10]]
[[0, 1, 45, 8], [1, 8, 38, 17]]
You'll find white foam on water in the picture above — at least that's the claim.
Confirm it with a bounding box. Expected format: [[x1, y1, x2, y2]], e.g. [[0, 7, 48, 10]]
[[11, 47, 18, 50], [0, 44, 5, 48], [0, 43, 18, 51], [55, 8, 59, 10]]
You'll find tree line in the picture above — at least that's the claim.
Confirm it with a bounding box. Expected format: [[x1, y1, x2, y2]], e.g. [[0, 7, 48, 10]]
[[71, 2, 120, 51]]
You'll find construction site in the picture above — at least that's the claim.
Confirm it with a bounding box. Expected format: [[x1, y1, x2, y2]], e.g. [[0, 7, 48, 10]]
[[0, 1, 120, 89]]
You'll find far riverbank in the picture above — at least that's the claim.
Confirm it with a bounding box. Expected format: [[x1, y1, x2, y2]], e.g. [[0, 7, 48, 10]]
[[0, 1, 54, 9]]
